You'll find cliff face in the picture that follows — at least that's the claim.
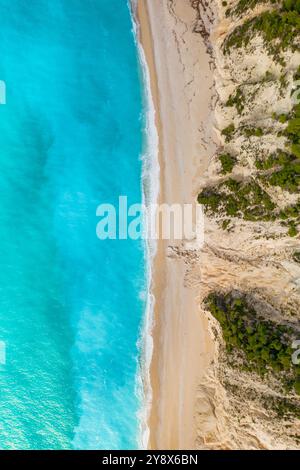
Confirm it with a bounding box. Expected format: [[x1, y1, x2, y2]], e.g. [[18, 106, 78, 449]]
[[191, 0, 300, 449]]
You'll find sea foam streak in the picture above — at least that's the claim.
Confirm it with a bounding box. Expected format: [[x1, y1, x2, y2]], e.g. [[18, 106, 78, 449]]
[[129, 0, 160, 450]]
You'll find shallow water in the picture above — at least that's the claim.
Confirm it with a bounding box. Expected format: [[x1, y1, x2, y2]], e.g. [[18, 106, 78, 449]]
[[0, 0, 145, 449]]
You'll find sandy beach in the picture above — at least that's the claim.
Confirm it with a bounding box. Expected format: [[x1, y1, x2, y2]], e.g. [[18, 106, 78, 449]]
[[137, 0, 218, 450]]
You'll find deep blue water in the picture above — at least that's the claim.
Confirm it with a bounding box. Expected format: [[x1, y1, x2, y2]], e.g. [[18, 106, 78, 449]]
[[0, 0, 145, 449]]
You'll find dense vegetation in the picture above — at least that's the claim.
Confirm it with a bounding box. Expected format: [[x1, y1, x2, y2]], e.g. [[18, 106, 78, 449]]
[[255, 150, 295, 170], [225, 0, 299, 18], [205, 292, 300, 400], [223, 4, 300, 62], [219, 153, 236, 174], [267, 162, 300, 192], [198, 178, 277, 221], [198, 176, 300, 235]]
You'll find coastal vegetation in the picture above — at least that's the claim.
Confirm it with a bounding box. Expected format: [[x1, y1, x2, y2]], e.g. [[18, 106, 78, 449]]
[[198, 177, 300, 235], [223, 2, 300, 62], [255, 150, 295, 170], [221, 123, 235, 142], [199, 60, 300, 236], [240, 69, 300, 217], [195, 0, 300, 445], [219, 153, 236, 174], [225, 87, 245, 115], [205, 292, 300, 401], [225, 0, 300, 18], [198, 178, 276, 221], [242, 126, 264, 137]]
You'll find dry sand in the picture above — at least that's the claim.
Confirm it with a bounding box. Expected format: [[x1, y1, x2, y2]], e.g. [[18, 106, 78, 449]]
[[137, 0, 218, 450]]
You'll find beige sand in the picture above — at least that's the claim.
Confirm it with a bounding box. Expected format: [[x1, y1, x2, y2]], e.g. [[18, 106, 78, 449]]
[[137, 0, 218, 450]]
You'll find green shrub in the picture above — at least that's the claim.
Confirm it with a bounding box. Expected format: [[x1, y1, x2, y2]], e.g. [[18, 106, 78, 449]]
[[226, 88, 245, 114], [286, 118, 300, 135], [294, 104, 300, 118], [243, 127, 264, 137], [222, 219, 231, 230], [279, 201, 300, 220], [294, 378, 300, 395], [198, 190, 222, 211], [288, 222, 298, 237], [291, 143, 300, 158], [221, 124, 235, 142], [283, 0, 300, 12], [293, 251, 300, 262], [279, 114, 288, 123], [269, 162, 300, 192], [219, 153, 236, 174]]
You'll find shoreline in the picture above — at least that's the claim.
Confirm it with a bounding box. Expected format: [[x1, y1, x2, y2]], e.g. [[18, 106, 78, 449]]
[[136, 0, 217, 449], [134, 0, 163, 451], [130, 0, 160, 450]]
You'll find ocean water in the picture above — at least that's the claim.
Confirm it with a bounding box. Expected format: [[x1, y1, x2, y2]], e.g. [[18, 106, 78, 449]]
[[0, 0, 147, 449]]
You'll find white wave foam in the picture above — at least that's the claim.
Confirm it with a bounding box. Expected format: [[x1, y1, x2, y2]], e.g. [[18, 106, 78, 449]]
[[129, 0, 160, 450]]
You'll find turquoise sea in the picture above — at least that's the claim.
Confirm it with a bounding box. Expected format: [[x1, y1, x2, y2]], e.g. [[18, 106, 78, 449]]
[[0, 0, 147, 449]]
